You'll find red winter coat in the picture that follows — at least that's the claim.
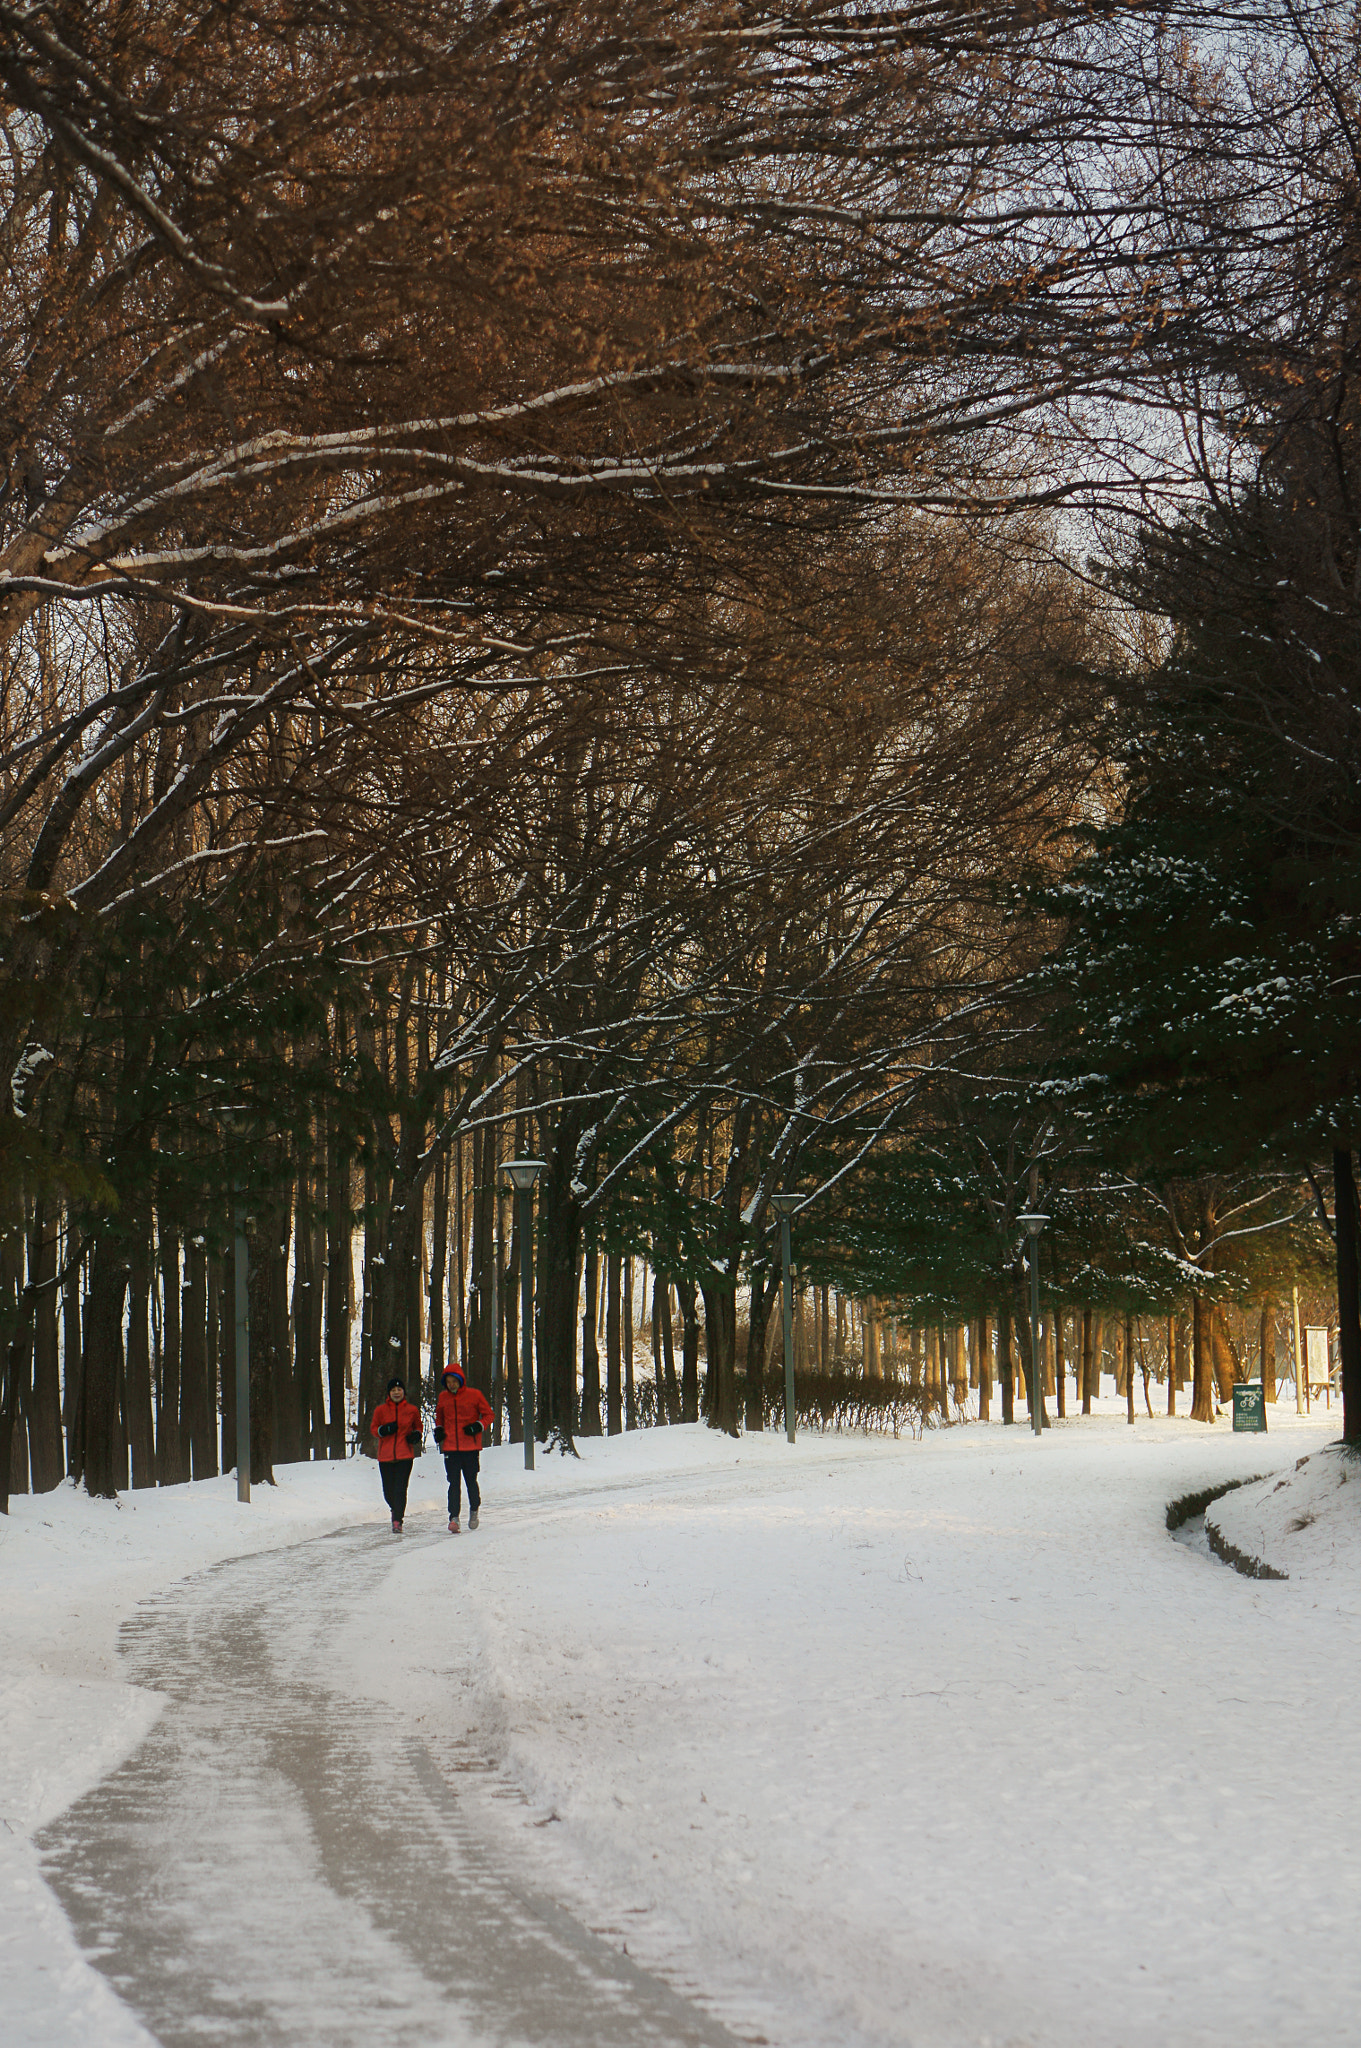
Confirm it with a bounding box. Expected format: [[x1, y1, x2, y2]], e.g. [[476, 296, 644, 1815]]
[[435, 1382, 493, 1453], [370, 1396, 423, 1463]]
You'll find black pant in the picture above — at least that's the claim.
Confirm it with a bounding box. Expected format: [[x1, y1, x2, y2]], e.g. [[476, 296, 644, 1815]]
[[380, 1457, 413, 1521], [445, 1451, 481, 1518]]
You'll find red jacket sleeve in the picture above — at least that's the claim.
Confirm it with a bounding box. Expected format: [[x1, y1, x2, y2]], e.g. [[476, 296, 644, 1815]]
[[370, 1401, 388, 1441]]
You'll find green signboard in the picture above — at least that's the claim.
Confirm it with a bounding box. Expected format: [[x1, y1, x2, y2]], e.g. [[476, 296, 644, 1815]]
[[1232, 1381, 1267, 1433]]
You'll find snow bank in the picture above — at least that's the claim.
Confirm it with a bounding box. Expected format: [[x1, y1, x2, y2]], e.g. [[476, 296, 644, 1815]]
[[1208, 1439, 1361, 1586]]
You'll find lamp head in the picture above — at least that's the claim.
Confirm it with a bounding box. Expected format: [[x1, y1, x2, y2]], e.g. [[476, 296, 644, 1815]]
[[769, 1191, 802, 1219], [1017, 1211, 1049, 1237], [500, 1158, 546, 1192]]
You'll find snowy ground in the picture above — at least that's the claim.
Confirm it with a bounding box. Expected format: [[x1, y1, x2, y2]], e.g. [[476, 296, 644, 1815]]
[[3, 1396, 1355, 2047]]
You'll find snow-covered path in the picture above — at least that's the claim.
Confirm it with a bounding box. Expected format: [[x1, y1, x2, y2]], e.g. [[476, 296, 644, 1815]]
[[7, 1408, 1359, 2048], [37, 1521, 745, 2048]]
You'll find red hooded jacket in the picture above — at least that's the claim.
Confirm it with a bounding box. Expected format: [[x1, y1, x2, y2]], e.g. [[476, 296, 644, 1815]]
[[435, 1376, 493, 1453], [370, 1395, 423, 1463]]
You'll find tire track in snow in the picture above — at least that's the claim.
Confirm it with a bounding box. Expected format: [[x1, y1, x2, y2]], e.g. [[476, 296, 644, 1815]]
[[36, 1524, 755, 2048]]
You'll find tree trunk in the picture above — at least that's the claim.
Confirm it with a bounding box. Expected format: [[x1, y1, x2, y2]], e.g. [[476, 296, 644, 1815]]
[[1125, 1312, 1136, 1424], [28, 1207, 63, 1492], [1190, 1292, 1215, 1422], [405, 1233, 423, 1405], [865, 1297, 881, 1378], [1015, 1267, 1046, 1425], [126, 1235, 156, 1489], [454, 1132, 466, 1373], [605, 1252, 622, 1436], [82, 1238, 129, 1499], [1081, 1309, 1094, 1415], [1014, 1292, 1035, 1420], [325, 1129, 351, 1456], [951, 1325, 967, 1405], [0, 1221, 35, 1511], [680, 1279, 700, 1424], [156, 1221, 184, 1483], [294, 1188, 324, 1458], [266, 1195, 299, 1464], [746, 1262, 774, 1431], [504, 1196, 522, 1443], [580, 1245, 602, 1435], [650, 1268, 665, 1425], [429, 1144, 447, 1382], [700, 1279, 740, 1436], [1209, 1305, 1239, 1400], [535, 1167, 580, 1449], [489, 1201, 505, 1445], [1260, 1298, 1277, 1403], [62, 1235, 82, 1478], [205, 1249, 220, 1474], [246, 1221, 278, 1483], [467, 1119, 495, 1394], [659, 1276, 680, 1424], [181, 1229, 211, 1478], [1054, 1310, 1067, 1419], [623, 1257, 636, 1429], [220, 1242, 237, 1475], [998, 1303, 1014, 1424], [0, 1221, 29, 1508], [976, 1317, 992, 1421], [1333, 1147, 1361, 1444]]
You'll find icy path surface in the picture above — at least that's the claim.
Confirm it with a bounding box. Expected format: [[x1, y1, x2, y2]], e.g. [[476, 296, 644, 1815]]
[[36, 1523, 744, 2048]]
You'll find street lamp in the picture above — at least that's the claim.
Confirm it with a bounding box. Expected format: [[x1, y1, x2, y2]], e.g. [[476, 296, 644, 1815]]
[[770, 1192, 803, 1444], [500, 1160, 546, 1470], [1017, 1211, 1049, 1437]]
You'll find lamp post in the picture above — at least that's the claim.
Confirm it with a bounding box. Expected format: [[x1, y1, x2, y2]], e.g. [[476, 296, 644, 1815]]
[[1017, 1211, 1049, 1437], [500, 1160, 545, 1470], [770, 1192, 802, 1444]]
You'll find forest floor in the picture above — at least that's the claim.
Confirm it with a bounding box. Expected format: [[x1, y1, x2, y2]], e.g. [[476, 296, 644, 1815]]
[[2, 1396, 1354, 2048]]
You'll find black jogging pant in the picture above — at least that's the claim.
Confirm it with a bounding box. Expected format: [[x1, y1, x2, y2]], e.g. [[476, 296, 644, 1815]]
[[380, 1457, 413, 1521], [445, 1451, 481, 1518]]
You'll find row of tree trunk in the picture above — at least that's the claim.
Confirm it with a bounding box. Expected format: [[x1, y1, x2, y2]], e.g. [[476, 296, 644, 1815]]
[[2, 1169, 1305, 1508]]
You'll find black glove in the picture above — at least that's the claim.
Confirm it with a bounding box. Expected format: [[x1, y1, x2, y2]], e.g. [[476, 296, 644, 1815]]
[[377, 1421, 397, 1438], [463, 1420, 483, 1438], [405, 1430, 423, 1448], [433, 1427, 445, 1447]]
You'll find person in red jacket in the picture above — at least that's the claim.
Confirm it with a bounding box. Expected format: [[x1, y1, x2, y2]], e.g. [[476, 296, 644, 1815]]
[[434, 1364, 493, 1533], [370, 1377, 423, 1532]]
